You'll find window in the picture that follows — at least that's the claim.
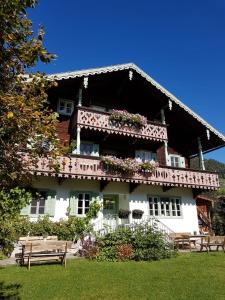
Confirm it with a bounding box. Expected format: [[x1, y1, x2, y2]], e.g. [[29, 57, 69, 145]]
[[148, 196, 181, 217], [80, 142, 99, 156], [135, 150, 157, 162], [30, 191, 47, 215], [77, 193, 90, 215], [169, 155, 185, 168], [58, 99, 74, 116], [170, 156, 180, 168]]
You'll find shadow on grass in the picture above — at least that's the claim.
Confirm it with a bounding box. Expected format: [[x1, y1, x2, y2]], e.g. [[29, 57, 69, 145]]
[[0, 282, 21, 300]]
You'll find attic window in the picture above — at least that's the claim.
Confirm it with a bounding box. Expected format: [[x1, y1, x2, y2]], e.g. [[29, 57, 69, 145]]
[[58, 99, 74, 116]]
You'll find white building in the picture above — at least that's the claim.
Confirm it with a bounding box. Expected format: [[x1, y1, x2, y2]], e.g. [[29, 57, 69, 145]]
[[21, 63, 225, 234]]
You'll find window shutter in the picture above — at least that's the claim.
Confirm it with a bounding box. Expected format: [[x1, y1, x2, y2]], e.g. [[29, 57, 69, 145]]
[[69, 191, 79, 216], [20, 204, 30, 216], [92, 144, 99, 157], [45, 190, 56, 217], [167, 155, 171, 166], [91, 192, 100, 202], [179, 157, 185, 168]]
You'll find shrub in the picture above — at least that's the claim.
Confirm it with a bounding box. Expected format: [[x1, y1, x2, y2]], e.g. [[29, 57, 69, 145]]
[[116, 244, 134, 261], [96, 223, 176, 262], [0, 200, 101, 256]]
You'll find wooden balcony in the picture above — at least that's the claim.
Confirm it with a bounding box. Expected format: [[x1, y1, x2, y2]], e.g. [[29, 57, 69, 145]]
[[73, 107, 168, 142], [32, 156, 219, 190]]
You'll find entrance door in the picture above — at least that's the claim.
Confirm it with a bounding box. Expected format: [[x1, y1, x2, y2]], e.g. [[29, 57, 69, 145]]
[[103, 195, 119, 229]]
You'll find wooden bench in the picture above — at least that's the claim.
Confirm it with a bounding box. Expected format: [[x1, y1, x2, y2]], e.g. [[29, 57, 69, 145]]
[[200, 236, 225, 253], [21, 240, 72, 270], [170, 232, 192, 251], [18, 235, 58, 242]]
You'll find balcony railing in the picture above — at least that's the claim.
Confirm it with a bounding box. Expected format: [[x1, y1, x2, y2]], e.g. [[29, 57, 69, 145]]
[[32, 156, 219, 190], [73, 107, 168, 142]]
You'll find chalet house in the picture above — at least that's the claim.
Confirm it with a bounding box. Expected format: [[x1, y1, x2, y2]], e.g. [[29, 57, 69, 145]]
[[21, 63, 225, 234]]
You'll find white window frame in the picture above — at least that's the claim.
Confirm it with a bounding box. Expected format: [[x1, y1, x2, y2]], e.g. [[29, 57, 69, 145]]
[[148, 196, 182, 218], [30, 192, 46, 215], [77, 192, 91, 216], [135, 150, 157, 162], [75, 141, 99, 157], [57, 98, 74, 116], [169, 154, 185, 168]]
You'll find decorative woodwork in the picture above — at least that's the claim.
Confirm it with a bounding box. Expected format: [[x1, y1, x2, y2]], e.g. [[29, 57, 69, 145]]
[[73, 107, 168, 142], [30, 156, 219, 190]]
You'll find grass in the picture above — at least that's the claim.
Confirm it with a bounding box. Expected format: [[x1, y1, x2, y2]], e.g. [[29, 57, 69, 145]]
[[0, 253, 225, 300]]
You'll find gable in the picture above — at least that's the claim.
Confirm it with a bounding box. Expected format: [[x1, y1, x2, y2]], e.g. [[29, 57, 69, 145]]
[[47, 63, 225, 157]]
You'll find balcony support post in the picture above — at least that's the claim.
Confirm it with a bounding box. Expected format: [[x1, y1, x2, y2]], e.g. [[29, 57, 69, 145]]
[[160, 108, 166, 125], [161, 108, 169, 166], [77, 88, 82, 107], [164, 141, 169, 166], [76, 126, 81, 154], [197, 137, 205, 170]]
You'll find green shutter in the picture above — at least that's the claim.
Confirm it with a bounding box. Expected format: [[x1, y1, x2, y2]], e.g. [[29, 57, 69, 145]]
[[20, 204, 30, 215], [45, 190, 56, 217], [91, 192, 100, 202], [69, 191, 79, 216]]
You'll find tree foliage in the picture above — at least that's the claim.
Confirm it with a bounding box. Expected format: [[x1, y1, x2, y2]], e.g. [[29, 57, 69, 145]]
[[0, 1, 62, 255], [0, 0, 60, 189]]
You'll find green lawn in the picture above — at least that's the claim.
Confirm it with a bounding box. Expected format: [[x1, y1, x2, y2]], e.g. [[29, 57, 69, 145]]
[[1, 253, 225, 300]]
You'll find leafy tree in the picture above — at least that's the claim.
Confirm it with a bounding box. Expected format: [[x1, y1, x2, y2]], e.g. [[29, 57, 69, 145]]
[[0, 0, 60, 189], [0, 1, 60, 255]]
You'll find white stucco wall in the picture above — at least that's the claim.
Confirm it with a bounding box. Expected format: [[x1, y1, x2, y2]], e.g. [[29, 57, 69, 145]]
[[30, 177, 199, 234]]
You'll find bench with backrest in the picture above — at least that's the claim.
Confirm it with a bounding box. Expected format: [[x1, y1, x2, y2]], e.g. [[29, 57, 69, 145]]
[[200, 236, 225, 253], [170, 232, 192, 250], [15, 236, 58, 264], [21, 240, 72, 270]]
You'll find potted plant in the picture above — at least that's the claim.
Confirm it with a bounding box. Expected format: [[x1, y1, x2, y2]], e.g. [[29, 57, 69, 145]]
[[118, 209, 131, 219], [132, 209, 144, 219]]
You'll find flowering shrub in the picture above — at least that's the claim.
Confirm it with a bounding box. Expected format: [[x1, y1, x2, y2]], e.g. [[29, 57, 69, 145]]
[[109, 110, 147, 128], [101, 156, 158, 174], [116, 244, 134, 261]]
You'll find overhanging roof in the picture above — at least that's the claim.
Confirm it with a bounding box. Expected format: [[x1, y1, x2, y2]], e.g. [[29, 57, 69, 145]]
[[47, 63, 225, 155]]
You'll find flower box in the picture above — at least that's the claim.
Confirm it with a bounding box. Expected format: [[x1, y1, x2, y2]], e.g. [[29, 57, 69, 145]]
[[132, 209, 144, 219], [101, 156, 158, 175], [109, 110, 147, 129], [118, 209, 131, 219]]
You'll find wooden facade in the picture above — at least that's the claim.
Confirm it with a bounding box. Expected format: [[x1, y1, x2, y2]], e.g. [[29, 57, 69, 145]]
[[33, 63, 224, 192]]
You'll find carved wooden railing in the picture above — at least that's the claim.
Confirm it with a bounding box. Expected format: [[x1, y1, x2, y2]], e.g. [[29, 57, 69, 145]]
[[72, 107, 168, 142], [32, 156, 219, 190]]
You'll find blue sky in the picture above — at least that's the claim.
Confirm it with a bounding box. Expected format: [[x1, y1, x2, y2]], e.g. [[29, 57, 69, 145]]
[[29, 0, 225, 163]]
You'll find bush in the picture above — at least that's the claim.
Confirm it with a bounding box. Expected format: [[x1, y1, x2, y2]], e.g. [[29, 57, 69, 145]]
[[0, 200, 101, 256], [116, 244, 133, 261], [96, 223, 176, 262]]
